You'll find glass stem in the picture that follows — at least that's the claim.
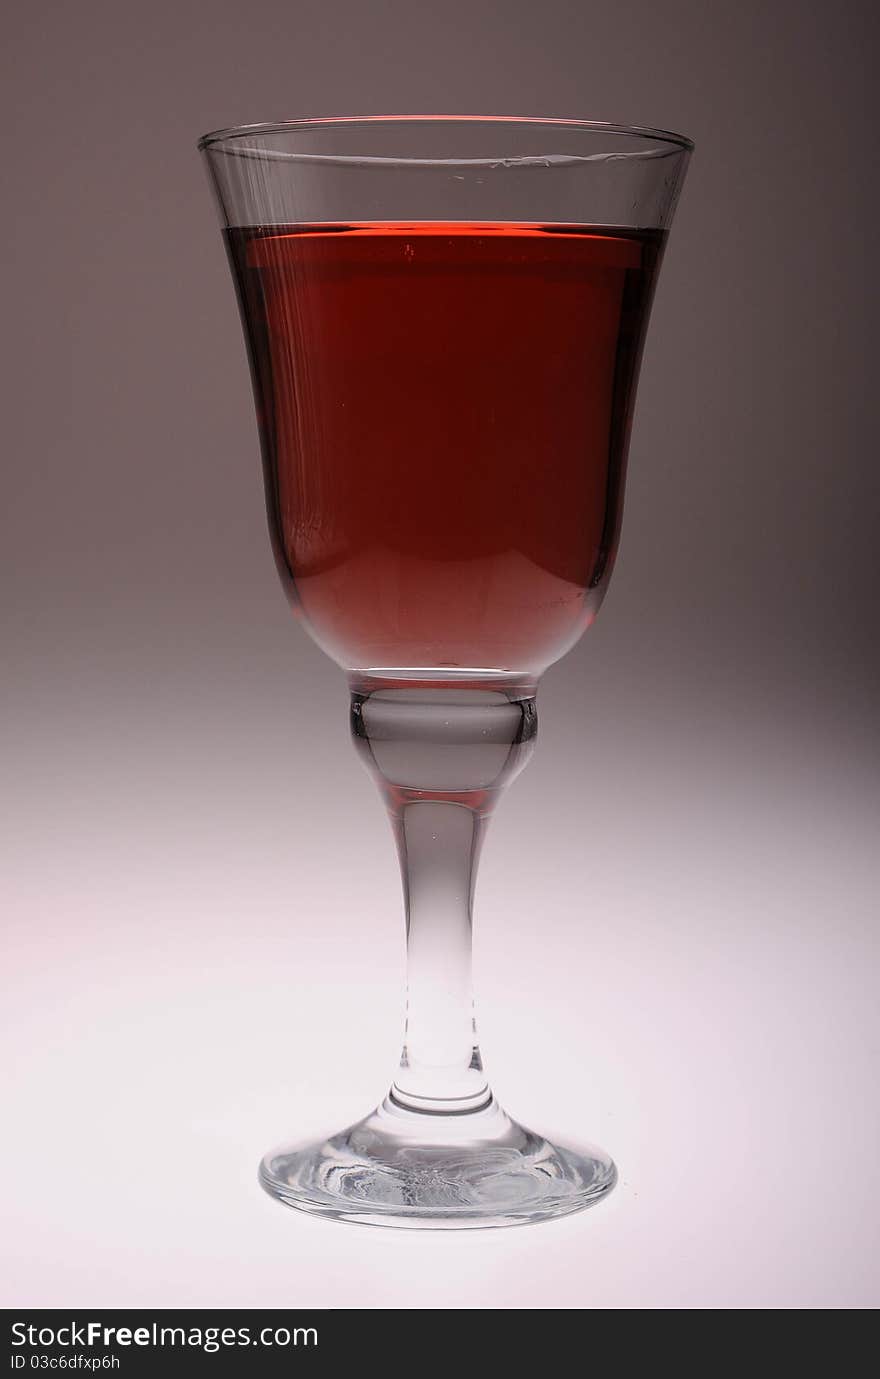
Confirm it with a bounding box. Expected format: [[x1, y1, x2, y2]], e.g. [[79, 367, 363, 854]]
[[391, 797, 488, 1112], [350, 685, 537, 1117]]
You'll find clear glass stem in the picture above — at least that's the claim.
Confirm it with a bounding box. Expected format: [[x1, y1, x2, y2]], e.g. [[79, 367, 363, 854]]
[[391, 797, 488, 1113], [350, 684, 538, 1116]]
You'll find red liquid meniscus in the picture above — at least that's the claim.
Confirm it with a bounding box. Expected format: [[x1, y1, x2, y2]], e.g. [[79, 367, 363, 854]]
[[227, 223, 663, 680]]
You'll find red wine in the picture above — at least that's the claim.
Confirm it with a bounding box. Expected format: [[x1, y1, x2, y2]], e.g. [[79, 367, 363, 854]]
[[227, 223, 662, 679]]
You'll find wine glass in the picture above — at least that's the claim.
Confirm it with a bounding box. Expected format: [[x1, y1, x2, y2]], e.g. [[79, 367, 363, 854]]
[[198, 116, 691, 1228]]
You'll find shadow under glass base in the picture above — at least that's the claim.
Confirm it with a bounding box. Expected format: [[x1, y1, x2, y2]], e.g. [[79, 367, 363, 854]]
[[259, 1095, 616, 1230]]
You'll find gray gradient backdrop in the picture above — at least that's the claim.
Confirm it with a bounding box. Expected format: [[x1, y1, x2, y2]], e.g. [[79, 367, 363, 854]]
[[2, 0, 878, 1308]]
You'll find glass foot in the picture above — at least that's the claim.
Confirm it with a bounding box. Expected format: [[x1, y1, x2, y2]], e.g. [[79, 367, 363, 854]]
[[259, 1095, 616, 1229]]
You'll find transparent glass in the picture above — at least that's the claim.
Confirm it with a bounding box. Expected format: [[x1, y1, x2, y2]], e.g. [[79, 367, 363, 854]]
[[199, 116, 692, 1228]]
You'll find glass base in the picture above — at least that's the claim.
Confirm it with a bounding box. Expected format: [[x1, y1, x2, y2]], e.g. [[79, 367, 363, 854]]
[[259, 1095, 616, 1229]]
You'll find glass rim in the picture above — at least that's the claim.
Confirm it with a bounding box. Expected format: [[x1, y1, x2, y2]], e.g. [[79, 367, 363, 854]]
[[197, 114, 694, 155]]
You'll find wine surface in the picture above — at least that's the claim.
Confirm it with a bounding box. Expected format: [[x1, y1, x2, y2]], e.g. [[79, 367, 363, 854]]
[[226, 222, 662, 681]]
